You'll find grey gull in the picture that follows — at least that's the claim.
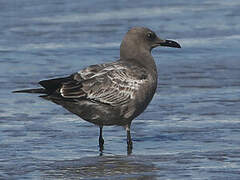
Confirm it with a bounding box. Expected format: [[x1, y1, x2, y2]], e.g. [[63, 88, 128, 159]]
[[13, 27, 181, 154]]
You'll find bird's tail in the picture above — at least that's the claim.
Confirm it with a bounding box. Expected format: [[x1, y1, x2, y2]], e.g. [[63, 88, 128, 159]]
[[12, 88, 47, 94]]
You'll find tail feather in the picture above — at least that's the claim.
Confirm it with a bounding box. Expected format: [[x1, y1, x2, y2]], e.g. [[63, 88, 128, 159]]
[[12, 88, 47, 94]]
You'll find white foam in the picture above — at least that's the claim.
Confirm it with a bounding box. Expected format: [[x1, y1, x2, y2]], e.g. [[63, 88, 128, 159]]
[[179, 34, 240, 48], [0, 42, 120, 52], [2, 33, 239, 51], [30, 6, 218, 24], [216, 0, 240, 6]]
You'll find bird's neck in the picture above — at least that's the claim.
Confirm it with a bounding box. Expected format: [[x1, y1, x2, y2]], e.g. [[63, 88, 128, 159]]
[[120, 50, 158, 76]]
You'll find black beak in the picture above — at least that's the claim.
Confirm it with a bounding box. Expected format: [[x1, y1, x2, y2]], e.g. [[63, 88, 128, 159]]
[[159, 39, 181, 48], [154, 38, 181, 49]]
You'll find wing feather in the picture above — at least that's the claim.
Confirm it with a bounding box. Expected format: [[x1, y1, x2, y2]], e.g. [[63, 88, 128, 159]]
[[60, 62, 148, 106]]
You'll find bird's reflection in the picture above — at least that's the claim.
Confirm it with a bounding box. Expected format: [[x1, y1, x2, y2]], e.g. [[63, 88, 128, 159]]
[[99, 142, 132, 156], [43, 155, 158, 180]]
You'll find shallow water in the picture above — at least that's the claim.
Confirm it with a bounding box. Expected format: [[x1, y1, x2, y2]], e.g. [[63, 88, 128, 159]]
[[1, 0, 240, 179]]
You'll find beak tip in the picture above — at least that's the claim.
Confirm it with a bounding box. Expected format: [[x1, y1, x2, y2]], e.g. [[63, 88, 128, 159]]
[[160, 39, 181, 49]]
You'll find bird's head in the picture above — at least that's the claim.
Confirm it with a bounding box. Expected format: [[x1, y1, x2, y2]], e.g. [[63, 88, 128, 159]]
[[120, 27, 181, 60]]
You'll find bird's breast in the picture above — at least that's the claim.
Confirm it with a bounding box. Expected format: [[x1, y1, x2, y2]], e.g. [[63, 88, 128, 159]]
[[128, 73, 157, 118]]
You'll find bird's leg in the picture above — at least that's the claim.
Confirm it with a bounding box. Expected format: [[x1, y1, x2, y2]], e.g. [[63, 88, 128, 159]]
[[99, 126, 104, 152], [125, 124, 133, 155]]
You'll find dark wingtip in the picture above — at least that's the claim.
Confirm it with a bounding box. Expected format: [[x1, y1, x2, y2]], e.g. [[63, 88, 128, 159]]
[[12, 88, 47, 94], [12, 90, 26, 93]]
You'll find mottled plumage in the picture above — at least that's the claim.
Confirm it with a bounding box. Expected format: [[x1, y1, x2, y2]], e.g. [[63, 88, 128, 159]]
[[39, 60, 154, 127], [13, 27, 181, 153], [61, 62, 148, 106]]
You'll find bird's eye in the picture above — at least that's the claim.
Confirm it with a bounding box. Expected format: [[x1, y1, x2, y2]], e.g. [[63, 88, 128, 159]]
[[146, 32, 156, 40]]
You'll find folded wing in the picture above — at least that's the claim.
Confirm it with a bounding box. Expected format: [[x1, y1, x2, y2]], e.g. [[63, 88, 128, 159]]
[[59, 63, 148, 106]]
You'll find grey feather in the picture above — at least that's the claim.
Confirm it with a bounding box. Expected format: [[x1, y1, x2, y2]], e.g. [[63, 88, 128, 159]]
[[60, 61, 148, 106]]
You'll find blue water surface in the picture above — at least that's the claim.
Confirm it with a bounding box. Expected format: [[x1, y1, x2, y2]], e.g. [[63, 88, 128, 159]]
[[1, 0, 240, 179]]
